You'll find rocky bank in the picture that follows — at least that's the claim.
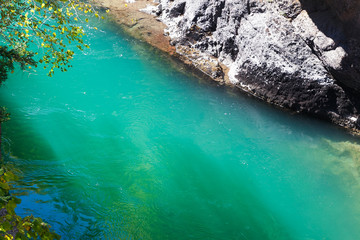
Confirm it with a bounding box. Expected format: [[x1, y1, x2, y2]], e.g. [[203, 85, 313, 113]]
[[96, 0, 360, 134]]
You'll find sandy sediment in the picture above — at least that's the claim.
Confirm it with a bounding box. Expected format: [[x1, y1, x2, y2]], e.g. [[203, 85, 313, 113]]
[[93, 0, 176, 55]]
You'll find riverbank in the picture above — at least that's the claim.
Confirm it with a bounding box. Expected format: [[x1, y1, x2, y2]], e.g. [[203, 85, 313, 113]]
[[93, 0, 228, 84], [94, 0, 176, 55], [93, 0, 360, 135]]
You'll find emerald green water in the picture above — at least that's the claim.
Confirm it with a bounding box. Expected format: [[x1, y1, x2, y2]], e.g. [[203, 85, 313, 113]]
[[2, 21, 360, 239]]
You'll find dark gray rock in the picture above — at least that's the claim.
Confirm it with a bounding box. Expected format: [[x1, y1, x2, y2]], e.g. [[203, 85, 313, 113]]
[[169, 1, 186, 18], [156, 0, 360, 132], [323, 0, 360, 37]]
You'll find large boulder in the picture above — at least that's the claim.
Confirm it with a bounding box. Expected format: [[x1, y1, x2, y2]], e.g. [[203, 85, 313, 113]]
[[156, 0, 360, 131]]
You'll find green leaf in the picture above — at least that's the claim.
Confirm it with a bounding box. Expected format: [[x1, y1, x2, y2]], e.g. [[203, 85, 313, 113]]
[[2, 221, 12, 231], [0, 182, 10, 191], [4, 171, 16, 181]]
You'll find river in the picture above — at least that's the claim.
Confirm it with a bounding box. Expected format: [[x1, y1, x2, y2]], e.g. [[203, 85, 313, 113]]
[[1, 20, 360, 239]]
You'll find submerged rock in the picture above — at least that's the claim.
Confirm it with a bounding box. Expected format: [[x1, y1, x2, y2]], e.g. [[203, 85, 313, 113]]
[[155, 0, 360, 132]]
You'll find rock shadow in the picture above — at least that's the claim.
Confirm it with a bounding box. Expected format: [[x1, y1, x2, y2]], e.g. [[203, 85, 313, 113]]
[[298, 0, 360, 113]]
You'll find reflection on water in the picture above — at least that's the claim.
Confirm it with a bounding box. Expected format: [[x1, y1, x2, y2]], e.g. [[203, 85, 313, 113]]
[[2, 19, 360, 239]]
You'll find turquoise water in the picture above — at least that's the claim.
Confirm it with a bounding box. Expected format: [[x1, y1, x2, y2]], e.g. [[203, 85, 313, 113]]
[[2, 20, 360, 239]]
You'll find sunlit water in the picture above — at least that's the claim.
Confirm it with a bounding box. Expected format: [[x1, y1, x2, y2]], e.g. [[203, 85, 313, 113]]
[[1, 20, 360, 239]]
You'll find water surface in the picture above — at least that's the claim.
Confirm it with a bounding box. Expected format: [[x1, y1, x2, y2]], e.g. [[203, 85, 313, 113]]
[[2, 20, 360, 239]]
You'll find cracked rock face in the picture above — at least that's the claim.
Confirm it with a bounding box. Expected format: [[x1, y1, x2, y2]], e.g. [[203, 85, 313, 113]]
[[155, 0, 360, 131]]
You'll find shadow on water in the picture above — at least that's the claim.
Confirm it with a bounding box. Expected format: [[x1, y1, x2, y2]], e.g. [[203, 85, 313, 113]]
[[0, 102, 56, 160], [0, 94, 104, 238]]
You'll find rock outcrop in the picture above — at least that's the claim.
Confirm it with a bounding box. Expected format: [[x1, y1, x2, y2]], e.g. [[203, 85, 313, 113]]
[[152, 0, 360, 132]]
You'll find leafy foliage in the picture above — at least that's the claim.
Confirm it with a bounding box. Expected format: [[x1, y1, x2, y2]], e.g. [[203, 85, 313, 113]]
[[0, 165, 60, 240], [0, 0, 103, 80], [0, 46, 36, 85]]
